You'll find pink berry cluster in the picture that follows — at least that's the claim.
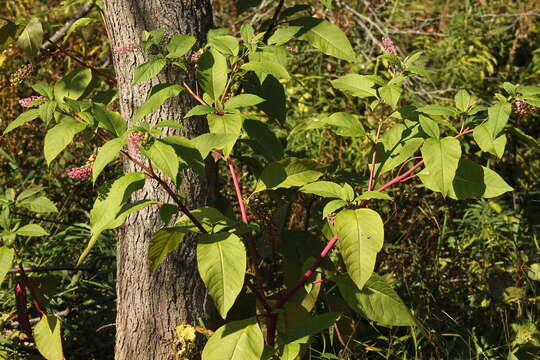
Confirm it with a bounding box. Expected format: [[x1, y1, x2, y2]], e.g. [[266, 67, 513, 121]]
[[19, 96, 46, 108], [112, 43, 140, 55], [9, 64, 34, 86], [67, 154, 97, 180], [513, 99, 538, 116], [383, 36, 397, 55], [128, 132, 142, 160]]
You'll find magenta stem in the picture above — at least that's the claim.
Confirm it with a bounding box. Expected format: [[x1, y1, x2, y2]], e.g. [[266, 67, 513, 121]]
[[274, 235, 339, 310]]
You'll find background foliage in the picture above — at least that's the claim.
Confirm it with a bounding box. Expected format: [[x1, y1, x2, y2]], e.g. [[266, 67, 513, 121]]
[[0, 0, 539, 359]]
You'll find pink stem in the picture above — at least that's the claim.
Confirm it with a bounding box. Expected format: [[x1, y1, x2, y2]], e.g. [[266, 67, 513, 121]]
[[227, 158, 249, 224], [375, 160, 424, 193], [274, 235, 339, 310]]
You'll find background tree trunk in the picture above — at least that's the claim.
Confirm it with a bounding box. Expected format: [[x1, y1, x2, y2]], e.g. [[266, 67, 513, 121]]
[[101, 1, 216, 359]]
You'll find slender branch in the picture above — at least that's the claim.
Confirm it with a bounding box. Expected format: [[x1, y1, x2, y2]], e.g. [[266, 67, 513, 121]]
[[11, 211, 88, 229], [246, 281, 272, 314], [119, 150, 208, 234], [274, 235, 339, 310], [367, 121, 383, 191], [182, 81, 207, 106], [41, 3, 95, 49], [8, 265, 92, 274], [45, 36, 116, 86], [226, 158, 270, 313], [262, 0, 286, 44], [18, 265, 44, 317], [375, 160, 424, 193]]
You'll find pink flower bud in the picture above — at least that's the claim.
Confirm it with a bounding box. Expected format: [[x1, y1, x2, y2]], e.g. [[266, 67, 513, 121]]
[[191, 52, 201, 63], [383, 36, 397, 55], [19, 95, 46, 108], [128, 132, 142, 160], [513, 99, 537, 116], [67, 154, 96, 180]]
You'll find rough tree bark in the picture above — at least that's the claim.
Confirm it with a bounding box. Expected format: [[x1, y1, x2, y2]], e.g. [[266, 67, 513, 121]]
[[101, 1, 216, 359]]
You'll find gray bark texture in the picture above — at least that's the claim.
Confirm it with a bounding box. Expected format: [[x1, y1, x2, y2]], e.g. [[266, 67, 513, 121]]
[[101, 1, 216, 359]]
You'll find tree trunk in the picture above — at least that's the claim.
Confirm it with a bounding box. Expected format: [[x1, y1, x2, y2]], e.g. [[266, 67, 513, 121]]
[[101, 1, 216, 359]]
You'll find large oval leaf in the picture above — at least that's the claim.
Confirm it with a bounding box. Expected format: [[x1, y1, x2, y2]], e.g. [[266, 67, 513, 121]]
[[254, 157, 325, 193], [197, 49, 228, 102], [337, 273, 415, 327], [148, 227, 188, 272], [17, 17, 43, 59], [420, 137, 461, 198], [291, 17, 355, 62], [34, 315, 63, 360], [334, 209, 384, 290], [44, 116, 87, 165], [54, 68, 93, 102], [133, 83, 183, 122], [133, 57, 167, 84], [197, 232, 246, 319], [202, 317, 264, 360], [79, 172, 146, 265]]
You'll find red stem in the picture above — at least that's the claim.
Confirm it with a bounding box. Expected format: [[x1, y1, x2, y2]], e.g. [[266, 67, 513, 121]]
[[274, 235, 339, 310], [367, 122, 383, 191], [226, 158, 271, 316]]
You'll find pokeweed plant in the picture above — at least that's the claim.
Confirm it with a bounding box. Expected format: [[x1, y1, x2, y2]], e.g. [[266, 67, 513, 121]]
[[2, 5, 540, 360]]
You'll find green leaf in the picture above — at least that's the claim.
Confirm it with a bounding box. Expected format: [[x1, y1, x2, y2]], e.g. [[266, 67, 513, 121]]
[[16, 187, 44, 201], [175, 206, 235, 233], [160, 136, 205, 176], [207, 113, 243, 158], [92, 136, 127, 182], [473, 123, 506, 158], [31, 82, 54, 99], [300, 181, 349, 200], [63, 17, 95, 43], [379, 84, 402, 110], [322, 199, 347, 219], [322, 112, 365, 137], [418, 114, 440, 139], [337, 273, 415, 326], [185, 105, 215, 118], [268, 26, 302, 45], [39, 101, 57, 125], [374, 122, 425, 176], [16, 224, 48, 237], [198, 232, 246, 319], [197, 49, 228, 102], [166, 34, 196, 58], [420, 159, 513, 200], [92, 103, 126, 136], [254, 157, 325, 193], [34, 315, 63, 360], [17, 17, 43, 58], [454, 89, 472, 112], [144, 139, 179, 182], [416, 104, 458, 116], [79, 173, 146, 265], [18, 196, 58, 213], [241, 61, 290, 80], [0, 23, 23, 54], [155, 120, 184, 130], [3, 109, 40, 135], [133, 57, 167, 84], [44, 116, 87, 165], [291, 17, 355, 62], [331, 74, 377, 98], [224, 94, 265, 110], [192, 133, 239, 159], [202, 317, 264, 360], [243, 119, 283, 161], [285, 312, 341, 343], [334, 209, 384, 290], [148, 227, 188, 272], [210, 35, 239, 56], [356, 191, 392, 201], [134, 83, 183, 122], [0, 246, 14, 284], [54, 68, 93, 102], [420, 137, 461, 197], [487, 101, 511, 137]]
